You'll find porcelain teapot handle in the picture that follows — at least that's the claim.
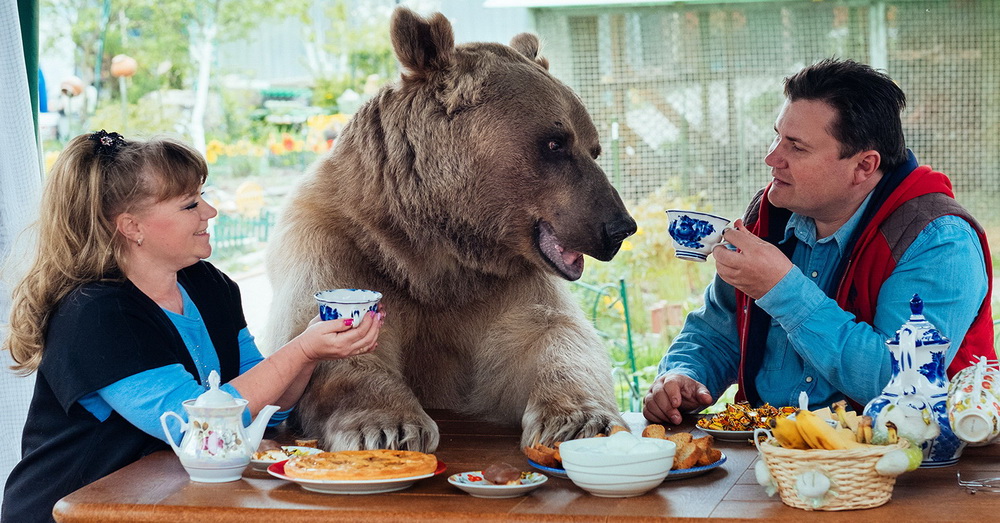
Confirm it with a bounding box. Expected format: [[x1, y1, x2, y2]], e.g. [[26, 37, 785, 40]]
[[159, 411, 187, 454]]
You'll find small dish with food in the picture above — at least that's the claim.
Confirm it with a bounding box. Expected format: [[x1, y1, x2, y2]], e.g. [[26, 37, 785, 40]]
[[448, 464, 547, 498], [250, 445, 323, 472]]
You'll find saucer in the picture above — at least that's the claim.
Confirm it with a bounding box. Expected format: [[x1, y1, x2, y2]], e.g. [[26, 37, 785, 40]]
[[448, 471, 547, 498]]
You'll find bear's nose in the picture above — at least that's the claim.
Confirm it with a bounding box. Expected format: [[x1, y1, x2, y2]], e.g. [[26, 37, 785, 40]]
[[605, 215, 637, 245]]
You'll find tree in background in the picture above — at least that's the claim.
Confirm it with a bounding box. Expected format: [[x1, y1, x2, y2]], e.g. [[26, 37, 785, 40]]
[[175, 0, 311, 153], [297, 0, 397, 111], [42, 0, 308, 151]]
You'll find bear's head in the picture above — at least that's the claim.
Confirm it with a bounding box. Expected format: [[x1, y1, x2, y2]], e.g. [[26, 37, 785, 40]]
[[341, 8, 636, 284]]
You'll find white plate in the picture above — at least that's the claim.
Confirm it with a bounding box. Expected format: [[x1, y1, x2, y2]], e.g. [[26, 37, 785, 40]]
[[662, 451, 727, 480], [528, 454, 726, 481], [698, 427, 756, 442], [267, 460, 446, 494], [249, 446, 323, 472], [448, 471, 547, 498], [527, 459, 568, 479]]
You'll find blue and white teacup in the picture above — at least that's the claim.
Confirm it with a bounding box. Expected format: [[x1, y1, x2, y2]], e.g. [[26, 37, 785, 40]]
[[666, 210, 731, 262], [314, 289, 382, 327]]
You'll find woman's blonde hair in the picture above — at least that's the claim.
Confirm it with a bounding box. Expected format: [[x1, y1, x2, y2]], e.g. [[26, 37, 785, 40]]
[[4, 132, 207, 374]]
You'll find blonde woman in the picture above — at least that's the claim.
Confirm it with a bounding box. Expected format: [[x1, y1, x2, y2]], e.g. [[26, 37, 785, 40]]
[[2, 131, 381, 523]]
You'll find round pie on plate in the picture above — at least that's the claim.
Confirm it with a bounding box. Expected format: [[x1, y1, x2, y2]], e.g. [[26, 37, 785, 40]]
[[284, 450, 438, 480]]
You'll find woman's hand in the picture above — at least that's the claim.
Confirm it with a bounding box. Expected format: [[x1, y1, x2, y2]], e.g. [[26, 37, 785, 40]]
[[292, 311, 382, 361]]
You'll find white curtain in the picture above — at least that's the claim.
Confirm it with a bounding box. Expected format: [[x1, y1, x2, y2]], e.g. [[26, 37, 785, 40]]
[[0, 1, 43, 502]]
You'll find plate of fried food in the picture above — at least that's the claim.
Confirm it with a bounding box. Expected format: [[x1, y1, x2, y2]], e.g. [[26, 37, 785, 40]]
[[696, 401, 796, 442], [523, 424, 726, 481], [250, 439, 324, 471], [267, 449, 445, 494]]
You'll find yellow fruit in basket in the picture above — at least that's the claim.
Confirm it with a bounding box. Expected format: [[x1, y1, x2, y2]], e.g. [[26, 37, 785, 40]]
[[769, 416, 808, 449], [796, 409, 862, 450], [792, 410, 828, 449]]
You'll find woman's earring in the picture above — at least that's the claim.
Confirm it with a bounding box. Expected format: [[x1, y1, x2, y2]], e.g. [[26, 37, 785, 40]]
[[136, 238, 143, 246]]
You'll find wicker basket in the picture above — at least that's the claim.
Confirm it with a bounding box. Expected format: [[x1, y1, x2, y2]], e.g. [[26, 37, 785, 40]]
[[755, 433, 909, 511]]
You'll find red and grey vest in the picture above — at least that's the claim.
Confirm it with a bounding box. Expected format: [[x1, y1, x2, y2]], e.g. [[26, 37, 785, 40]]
[[734, 165, 994, 406]]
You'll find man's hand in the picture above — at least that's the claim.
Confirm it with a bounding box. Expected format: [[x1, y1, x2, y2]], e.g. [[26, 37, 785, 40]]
[[643, 373, 714, 425], [712, 219, 793, 300]]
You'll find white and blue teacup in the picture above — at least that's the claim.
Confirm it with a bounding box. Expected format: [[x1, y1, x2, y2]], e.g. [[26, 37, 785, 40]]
[[666, 210, 731, 262], [314, 289, 382, 327]]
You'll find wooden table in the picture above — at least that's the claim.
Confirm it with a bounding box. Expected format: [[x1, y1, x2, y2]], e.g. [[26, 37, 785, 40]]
[[54, 410, 1000, 522]]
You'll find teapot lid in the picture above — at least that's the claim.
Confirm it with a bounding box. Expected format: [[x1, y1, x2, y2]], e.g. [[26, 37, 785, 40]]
[[193, 371, 237, 407], [887, 294, 949, 346]]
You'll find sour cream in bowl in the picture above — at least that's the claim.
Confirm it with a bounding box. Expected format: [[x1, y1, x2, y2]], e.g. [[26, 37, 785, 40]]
[[558, 431, 676, 497]]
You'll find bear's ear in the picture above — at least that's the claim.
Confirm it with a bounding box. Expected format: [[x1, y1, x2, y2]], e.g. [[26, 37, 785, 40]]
[[391, 7, 455, 80], [510, 33, 549, 70]]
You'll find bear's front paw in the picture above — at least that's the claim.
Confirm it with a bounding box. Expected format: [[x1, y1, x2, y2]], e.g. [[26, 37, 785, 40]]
[[321, 408, 440, 453], [520, 403, 626, 448]]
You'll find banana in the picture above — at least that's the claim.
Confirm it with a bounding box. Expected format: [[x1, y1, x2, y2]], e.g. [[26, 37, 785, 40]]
[[794, 410, 836, 449], [792, 410, 823, 449], [857, 416, 874, 444], [831, 400, 850, 428], [770, 416, 809, 449], [796, 409, 860, 450]]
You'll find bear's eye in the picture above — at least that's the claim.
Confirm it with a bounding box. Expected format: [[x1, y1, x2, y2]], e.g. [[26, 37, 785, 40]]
[[546, 139, 563, 152]]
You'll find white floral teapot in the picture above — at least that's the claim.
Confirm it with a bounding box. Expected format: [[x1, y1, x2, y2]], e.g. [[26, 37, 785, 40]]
[[159, 371, 280, 482]]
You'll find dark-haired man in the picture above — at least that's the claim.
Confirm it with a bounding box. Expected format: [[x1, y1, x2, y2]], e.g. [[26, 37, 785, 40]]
[[644, 58, 994, 424]]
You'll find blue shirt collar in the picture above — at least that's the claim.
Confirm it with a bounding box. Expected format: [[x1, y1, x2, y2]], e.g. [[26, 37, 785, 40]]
[[782, 191, 875, 256]]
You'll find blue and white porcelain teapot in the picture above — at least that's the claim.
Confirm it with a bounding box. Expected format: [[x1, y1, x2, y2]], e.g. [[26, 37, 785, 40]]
[[863, 295, 962, 467]]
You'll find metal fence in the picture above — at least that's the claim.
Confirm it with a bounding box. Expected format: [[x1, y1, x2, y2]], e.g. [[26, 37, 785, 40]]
[[211, 210, 275, 259], [533, 0, 1000, 231]]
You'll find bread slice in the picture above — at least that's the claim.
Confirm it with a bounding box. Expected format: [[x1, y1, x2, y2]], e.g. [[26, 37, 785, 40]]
[[665, 432, 692, 446], [694, 436, 717, 466], [667, 433, 702, 470], [673, 443, 703, 470], [700, 448, 723, 466], [641, 424, 666, 439]]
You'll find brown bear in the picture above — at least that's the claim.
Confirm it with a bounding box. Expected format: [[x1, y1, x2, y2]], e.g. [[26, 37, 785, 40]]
[[264, 7, 637, 452]]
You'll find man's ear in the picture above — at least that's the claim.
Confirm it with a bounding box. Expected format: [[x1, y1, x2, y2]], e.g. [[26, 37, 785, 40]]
[[853, 150, 881, 185]]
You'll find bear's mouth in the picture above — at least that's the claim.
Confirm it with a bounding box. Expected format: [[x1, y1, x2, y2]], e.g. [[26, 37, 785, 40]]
[[535, 220, 584, 281]]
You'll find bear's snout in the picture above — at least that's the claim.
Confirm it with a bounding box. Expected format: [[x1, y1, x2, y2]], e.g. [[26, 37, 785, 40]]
[[589, 214, 636, 262], [605, 215, 637, 246]]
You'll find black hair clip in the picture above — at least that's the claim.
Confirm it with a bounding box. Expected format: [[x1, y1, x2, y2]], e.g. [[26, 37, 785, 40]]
[[89, 129, 127, 160]]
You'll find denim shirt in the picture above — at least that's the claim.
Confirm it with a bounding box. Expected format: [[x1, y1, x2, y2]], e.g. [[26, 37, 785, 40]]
[[659, 195, 988, 410]]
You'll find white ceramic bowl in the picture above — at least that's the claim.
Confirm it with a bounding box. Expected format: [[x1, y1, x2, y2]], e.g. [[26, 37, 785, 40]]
[[314, 289, 381, 327], [558, 434, 676, 497]]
